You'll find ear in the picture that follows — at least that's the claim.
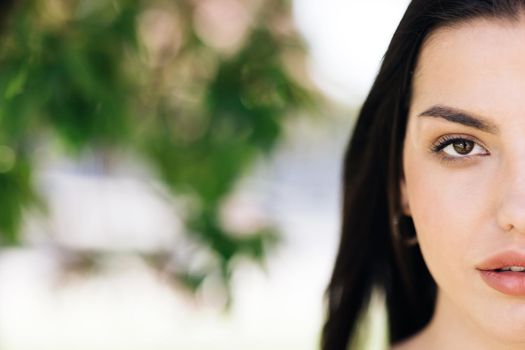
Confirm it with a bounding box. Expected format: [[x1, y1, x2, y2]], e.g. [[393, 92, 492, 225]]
[[400, 177, 411, 216]]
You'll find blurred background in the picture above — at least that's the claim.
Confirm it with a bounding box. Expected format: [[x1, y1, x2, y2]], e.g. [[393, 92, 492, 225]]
[[0, 0, 408, 349]]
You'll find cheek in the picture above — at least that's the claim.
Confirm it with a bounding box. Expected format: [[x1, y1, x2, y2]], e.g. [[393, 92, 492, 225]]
[[407, 169, 464, 275], [403, 154, 493, 280]]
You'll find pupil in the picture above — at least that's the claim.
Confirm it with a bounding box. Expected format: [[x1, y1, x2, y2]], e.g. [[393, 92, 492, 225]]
[[453, 140, 473, 155]]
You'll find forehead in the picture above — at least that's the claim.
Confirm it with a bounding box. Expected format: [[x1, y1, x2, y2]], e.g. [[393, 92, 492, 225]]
[[411, 16, 525, 122]]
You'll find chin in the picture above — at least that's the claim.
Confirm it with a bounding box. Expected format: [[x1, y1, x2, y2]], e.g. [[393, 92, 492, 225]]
[[484, 307, 525, 345]]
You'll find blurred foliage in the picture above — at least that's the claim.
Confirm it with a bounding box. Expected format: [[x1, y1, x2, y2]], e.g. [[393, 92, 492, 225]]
[[0, 0, 316, 299]]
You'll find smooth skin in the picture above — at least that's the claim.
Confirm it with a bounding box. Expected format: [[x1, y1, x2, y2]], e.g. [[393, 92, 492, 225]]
[[394, 15, 525, 350]]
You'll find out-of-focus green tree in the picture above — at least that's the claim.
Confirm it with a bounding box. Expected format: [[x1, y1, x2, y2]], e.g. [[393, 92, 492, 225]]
[[0, 0, 316, 299]]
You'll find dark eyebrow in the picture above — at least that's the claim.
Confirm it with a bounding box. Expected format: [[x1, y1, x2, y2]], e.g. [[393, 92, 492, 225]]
[[417, 105, 499, 134]]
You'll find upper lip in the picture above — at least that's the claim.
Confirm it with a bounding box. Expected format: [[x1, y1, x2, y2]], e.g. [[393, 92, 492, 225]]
[[476, 250, 525, 271]]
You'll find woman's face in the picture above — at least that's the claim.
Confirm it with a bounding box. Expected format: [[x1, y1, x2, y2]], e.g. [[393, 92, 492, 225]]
[[402, 16, 525, 346]]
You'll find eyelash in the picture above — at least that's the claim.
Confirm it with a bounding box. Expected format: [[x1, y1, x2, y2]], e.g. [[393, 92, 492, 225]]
[[430, 135, 490, 162]]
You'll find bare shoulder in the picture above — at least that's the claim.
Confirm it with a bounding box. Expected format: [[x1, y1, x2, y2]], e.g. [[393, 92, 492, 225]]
[[390, 339, 419, 350], [390, 340, 415, 350]]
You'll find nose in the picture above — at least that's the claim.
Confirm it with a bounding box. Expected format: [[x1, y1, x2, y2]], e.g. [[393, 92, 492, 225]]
[[496, 159, 525, 234]]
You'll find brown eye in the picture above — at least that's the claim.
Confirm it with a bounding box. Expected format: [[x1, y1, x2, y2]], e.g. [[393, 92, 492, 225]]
[[433, 136, 490, 159], [452, 140, 474, 155]]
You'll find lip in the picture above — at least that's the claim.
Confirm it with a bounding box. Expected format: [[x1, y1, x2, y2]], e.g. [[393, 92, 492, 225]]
[[477, 251, 525, 296]]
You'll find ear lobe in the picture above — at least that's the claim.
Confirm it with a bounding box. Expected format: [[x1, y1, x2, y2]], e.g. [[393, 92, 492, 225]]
[[400, 178, 411, 216]]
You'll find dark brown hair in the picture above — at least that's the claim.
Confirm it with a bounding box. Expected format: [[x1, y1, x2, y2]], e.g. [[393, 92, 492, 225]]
[[322, 1, 525, 349]]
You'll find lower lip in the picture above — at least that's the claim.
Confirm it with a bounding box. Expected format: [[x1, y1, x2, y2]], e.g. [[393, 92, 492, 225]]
[[479, 270, 525, 296]]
